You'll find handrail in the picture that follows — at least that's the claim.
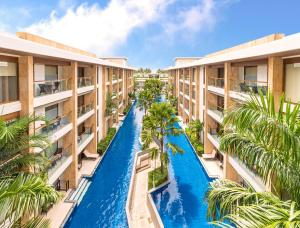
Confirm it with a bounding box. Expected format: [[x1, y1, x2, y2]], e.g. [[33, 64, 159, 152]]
[[35, 112, 71, 133], [34, 78, 71, 97], [78, 77, 92, 87], [208, 102, 224, 111], [78, 103, 93, 117], [208, 77, 224, 88], [230, 79, 268, 94]]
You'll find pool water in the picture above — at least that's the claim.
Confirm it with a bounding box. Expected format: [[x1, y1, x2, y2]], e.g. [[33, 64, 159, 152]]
[[65, 103, 143, 228], [151, 123, 214, 227]]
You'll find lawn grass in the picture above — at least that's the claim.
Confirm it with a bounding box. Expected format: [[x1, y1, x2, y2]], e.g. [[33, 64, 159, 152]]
[[148, 166, 168, 190]]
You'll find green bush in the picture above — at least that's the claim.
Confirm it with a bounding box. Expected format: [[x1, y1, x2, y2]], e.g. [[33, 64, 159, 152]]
[[148, 166, 168, 190], [123, 103, 132, 115], [97, 128, 116, 155], [185, 128, 204, 156]]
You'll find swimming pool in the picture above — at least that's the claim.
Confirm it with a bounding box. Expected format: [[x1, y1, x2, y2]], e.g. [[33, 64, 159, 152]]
[[151, 123, 214, 227], [65, 103, 143, 227]]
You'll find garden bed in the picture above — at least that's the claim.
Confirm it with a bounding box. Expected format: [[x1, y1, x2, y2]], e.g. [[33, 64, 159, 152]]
[[97, 127, 116, 155], [148, 166, 168, 190]]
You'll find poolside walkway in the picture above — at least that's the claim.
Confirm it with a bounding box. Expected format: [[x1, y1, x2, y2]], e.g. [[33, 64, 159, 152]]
[[199, 157, 224, 179], [131, 167, 155, 228]]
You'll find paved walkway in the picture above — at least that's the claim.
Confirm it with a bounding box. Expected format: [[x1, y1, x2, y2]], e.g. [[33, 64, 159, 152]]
[[131, 167, 155, 228]]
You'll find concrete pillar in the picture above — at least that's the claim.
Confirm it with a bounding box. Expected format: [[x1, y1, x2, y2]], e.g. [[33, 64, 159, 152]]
[[268, 56, 283, 109]]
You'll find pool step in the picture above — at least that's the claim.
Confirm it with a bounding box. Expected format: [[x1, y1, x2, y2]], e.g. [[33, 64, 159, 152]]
[[69, 178, 91, 204]]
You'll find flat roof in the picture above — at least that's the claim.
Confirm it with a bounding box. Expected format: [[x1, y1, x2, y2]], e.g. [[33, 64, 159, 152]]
[[166, 32, 300, 70], [0, 32, 136, 70]]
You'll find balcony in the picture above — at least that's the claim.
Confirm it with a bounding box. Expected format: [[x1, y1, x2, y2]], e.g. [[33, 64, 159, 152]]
[[34, 79, 72, 107], [207, 77, 224, 95], [229, 79, 268, 101], [78, 77, 94, 95], [112, 75, 118, 84], [112, 92, 117, 99], [207, 128, 221, 149], [77, 127, 94, 154], [47, 146, 72, 184], [207, 103, 224, 123], [35, 114, 72, 143], [0, 75, 19, 112], [77, 103, 94, 125]]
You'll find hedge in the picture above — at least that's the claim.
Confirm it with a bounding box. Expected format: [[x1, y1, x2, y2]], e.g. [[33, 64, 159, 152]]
[[97, 128, 116, 155]]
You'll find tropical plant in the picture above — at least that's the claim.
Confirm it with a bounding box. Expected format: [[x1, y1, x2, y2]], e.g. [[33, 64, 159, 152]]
[[0, 116, 60, 227], [141, 102, 183, 173], [185, 120, 204, 156], [220, 91, 300, 202], [144, 78, 163, 101], [97, 128, 116, 155], [105, 92, 117, 117], [206, 179, 300, 227], [137, 90, 154, 114]]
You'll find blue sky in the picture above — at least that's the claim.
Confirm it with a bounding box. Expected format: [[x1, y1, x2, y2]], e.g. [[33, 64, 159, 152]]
[[0, 0, 299, 70]]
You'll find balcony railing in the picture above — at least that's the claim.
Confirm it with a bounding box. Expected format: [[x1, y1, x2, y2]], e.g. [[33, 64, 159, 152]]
[[230, 79, 268, 95], [78, 77, 92, 88], [208, 103, 224, 119], [78, 103, 93, 117], [35, 114, 71, 136], [78, 127, 93, 146], [34, 78, 70, 97], [112, 75, 118, 81], [208, 77, 224, 88], [208, 128, 221, 142], [47, 145, 72, 177]]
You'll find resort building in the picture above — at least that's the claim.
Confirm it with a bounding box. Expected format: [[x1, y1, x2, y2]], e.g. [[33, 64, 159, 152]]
[[135, 72, 168, 91], [0, 32, 135, 191], [166, 33, 300, 192]]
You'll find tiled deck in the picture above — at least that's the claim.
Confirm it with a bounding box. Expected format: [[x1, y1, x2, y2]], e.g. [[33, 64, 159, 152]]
[[78, 157, 101, 177], [45, 190, 74, 228], [199, 157, 224, 179]]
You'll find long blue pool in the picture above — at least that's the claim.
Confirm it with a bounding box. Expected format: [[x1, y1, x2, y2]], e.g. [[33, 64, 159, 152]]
[[65, 103, 143, 227], [151, 123, 214, 227]]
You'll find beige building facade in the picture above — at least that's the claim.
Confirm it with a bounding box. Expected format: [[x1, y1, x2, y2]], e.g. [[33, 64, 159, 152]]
[[167, 33, 300, 192], [0, 32, 135, 190]]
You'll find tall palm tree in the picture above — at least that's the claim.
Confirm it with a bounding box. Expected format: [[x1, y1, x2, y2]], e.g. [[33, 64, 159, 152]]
[[0, 115, 60, 227], [137, 90, 154, 114], [206, 179, 300, 227], [188, 120, 203, 141], [141, 102, 183, 173], [220, 91, 300, 202]]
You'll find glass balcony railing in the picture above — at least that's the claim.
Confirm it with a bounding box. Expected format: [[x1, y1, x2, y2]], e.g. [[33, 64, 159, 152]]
[[230, 79, 268, 95], [78, 77, 92, 88], [35, 114, 71, 136], [208, 128, 221, 143], [208, 103, 224, 119], [78, 103, 93, 117], [208, 77, 224, 88], [47, 145, 72, 177], [112, 75, 118, 81], [78, 127, 93, 146], [34, 78, 70, 97]]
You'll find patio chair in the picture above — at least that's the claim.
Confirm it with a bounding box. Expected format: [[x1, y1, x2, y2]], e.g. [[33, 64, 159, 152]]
[[38, 84, 47, 95], [53, 81, 60, 92], [202, 149, 217, 160]]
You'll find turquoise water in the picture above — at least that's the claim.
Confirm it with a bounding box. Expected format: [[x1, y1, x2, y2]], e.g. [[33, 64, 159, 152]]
[[151, 123, 214, 227], [65, 104, 143, 227]]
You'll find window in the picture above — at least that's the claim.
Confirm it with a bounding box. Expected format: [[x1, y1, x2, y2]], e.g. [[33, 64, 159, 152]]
[[217, 68, 224, 79], [244, 66, 257, 81], [78, 67, 85, 78], [192, 68, 196, 82], [285, 63, 300, 103], [45, 65, 58, 81], [45, 104, 58, 121], [0, 61, 18, 103], [106, 68, 110, 82]]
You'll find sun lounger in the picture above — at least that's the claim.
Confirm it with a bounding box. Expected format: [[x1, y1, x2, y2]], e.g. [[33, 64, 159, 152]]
[[83, 150, 99, 159], [202, 149, 217, 160]]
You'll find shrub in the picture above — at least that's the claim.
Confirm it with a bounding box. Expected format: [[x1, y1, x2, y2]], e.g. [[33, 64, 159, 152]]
[[97, 128, 116, 155], [148, 166, 168, 190], [185, 128, 204, 156], [123, 103, 132, 115]]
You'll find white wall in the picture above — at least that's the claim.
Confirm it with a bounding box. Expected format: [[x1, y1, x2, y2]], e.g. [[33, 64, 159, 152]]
[[199, 66, 205, 123]]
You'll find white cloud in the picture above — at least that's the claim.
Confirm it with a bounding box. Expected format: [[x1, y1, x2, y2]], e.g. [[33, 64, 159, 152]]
[[23, 0, 173, 55], [163, 0, 216, 37]]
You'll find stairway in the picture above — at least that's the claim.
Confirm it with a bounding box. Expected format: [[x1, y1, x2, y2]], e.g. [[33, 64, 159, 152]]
[[69, 178, 91, 204]]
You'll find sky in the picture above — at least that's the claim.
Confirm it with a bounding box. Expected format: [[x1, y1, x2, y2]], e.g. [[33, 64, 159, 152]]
[[0, 0, 299, 70]]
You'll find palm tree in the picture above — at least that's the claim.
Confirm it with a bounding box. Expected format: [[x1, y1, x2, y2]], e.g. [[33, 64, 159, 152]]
[[137, 90, 154, 114], [144, 78, 163, 101], [206, 179, 300, 227], [149, 147, 159, 187], [220, 91, 300, 202], [0, 115, 60, 227], [205, 91, 300, 227], [188, 120, 203, 141], [141, 102, 183, 173], [105, 92, 117, 117]]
